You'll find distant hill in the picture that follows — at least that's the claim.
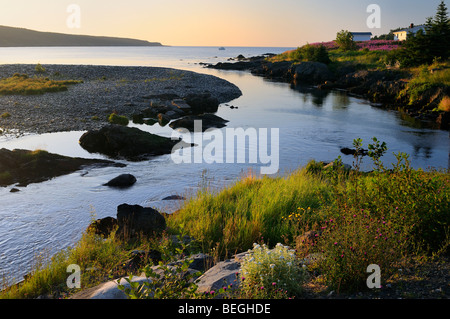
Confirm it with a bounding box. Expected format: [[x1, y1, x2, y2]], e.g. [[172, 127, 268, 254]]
[[0, 25, 163, 47]]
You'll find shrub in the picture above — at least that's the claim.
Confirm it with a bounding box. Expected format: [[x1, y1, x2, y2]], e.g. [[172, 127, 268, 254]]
[[35, 63, 46, 73], [335, 30, 357, 51], [239, 243, 306, 298], [0, 75, 82, 96], [313, 208, 412, 292], [108, 113, 129, 126]]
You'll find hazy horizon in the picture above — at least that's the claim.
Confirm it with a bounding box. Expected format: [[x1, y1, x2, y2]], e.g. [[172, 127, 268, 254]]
[[0, 0, 445, 47]]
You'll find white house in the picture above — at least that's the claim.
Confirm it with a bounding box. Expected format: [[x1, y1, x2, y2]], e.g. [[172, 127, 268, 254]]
[[393, 24, 426, 41], [351, 32, 372, 41]]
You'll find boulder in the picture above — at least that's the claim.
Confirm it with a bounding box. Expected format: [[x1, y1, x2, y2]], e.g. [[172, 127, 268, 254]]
[[79, 124, 185, 161], [162, 195, 186, 200], [0, 148, 124, 187], [70, 276, 152, 299], [171, 99, 191, 111], [115, 204, 167, 240], [195, 253, 245, 294], [104, 174, 136, 188], [169, 114, 229, 132], [87, 217, 118, 238], [293, 61, 335, 84], [184, 93, 219, 114]]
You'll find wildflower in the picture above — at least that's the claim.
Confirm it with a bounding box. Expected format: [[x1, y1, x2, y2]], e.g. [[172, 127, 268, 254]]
[[272, 282, 277, 286], [270, 264, 275, 269]]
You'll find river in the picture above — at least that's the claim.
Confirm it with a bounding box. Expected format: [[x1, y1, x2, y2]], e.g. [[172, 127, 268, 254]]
[[0, 46, 448, 286]]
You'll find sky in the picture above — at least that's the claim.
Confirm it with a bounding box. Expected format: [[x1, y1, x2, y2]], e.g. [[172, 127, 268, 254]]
[[0, 0, 445, 47]]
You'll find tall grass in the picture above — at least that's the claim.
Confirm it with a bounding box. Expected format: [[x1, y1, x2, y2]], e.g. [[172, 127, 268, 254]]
[[168, 138, 449, 292], [167, 169, 332, 256], [0, 73, 82, 96]]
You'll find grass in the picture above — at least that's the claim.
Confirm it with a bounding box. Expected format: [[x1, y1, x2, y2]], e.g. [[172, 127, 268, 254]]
[[0, 73, 82, 96], [108, 113, 129, 126], [399, 61, 450, 107], [1, 138, 448, 298], [167, 169, 331, 256], [328, 49, 390, 70]]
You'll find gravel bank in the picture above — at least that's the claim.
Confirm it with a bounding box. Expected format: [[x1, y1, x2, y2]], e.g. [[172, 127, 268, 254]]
[[0, 64, 242, 135]]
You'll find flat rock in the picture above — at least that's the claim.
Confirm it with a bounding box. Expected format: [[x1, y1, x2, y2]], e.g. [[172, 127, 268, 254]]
[[79, 124, 187, 161], [0, 148, 124, 187], [169, 114, 229, 132]]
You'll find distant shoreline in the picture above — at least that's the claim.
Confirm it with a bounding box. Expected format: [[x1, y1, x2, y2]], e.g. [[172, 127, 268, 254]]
[[0, 25, 163, 47]]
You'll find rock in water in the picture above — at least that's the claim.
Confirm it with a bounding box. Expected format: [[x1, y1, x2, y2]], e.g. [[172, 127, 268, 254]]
[[169, 114, 229, 131], [79, 124, 187, 161], [104, 174, 137, 188], [115, 204, 166, 240], [0, 148, 123, 187]]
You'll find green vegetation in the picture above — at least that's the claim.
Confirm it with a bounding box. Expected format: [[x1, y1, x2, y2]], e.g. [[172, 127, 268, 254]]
[[0, 73, 82, 96], [239, 243, 306, 298], [1, 137, 448, 298], [335, 30, 357, 51], [35, 63, 46, 73], [271, 44, 331, 64], [108, 113, 129, 126], [398, 60, 450, 107], [168, 138, 449, 293], [388, 1, 450, 67]]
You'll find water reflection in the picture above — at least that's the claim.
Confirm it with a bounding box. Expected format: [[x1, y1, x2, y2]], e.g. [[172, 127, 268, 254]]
[[290, 84, 330, 107]]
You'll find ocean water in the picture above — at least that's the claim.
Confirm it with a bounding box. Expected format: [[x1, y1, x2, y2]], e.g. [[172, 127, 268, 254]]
[[0, 46, 448, 285]]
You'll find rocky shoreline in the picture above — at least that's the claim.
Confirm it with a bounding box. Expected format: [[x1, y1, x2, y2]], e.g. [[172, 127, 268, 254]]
[[206, 55, 450, 130], [0, 64, 242, 135]]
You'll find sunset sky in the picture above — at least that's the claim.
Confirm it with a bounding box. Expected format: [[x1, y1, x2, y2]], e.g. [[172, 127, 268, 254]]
[[0, 0, 444, 47]]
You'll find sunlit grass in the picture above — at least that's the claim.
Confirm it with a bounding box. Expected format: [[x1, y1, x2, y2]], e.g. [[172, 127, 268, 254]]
[[0, 73, 82, 96]]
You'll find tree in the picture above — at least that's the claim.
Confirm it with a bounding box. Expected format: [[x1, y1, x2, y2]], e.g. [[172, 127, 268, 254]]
[[425, 0, 450, 60], [392, 1, 450, 66], [335, 30, 357, 51]]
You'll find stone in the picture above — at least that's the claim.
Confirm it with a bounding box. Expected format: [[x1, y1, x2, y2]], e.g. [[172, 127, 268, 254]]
[[293, 61, 335, 84], [169, 114, 229, 132], [0, 148, 123, 187], [184, 93, 220, 114], [87, 217, 118, 238], [172, 99, 191, 110], [79, 124, 184, 161], [115, 204, 167, 240], [162, 195, 186, 200], [104, 174, 137, 188], [194, 255, 244, 294], [70, 276, 151, 299]]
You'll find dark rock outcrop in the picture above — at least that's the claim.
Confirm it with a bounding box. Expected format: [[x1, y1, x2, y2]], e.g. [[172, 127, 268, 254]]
[[87, 217, 118, 238], [115, 204, 167, 240], [79, 124, 187, 161], [169, 114, 229, 131], [0, 148, 124, 187], [293, 62, 335, 84], [184, 92, 220, 114]]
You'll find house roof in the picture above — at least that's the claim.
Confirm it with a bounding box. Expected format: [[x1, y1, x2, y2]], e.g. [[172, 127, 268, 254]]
[[351, 32, 373, 35], [393, 25, 425, 34]]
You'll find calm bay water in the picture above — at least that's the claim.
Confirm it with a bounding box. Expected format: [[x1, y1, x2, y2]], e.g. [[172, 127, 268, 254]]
[[0, 46, 448, 285]]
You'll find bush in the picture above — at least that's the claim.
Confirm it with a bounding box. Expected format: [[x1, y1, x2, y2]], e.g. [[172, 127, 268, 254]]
[[289, 44, 331, 64], [335, 30, 357, 51], [108, 113, 129, 126], [239, 243, 306, 298]]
